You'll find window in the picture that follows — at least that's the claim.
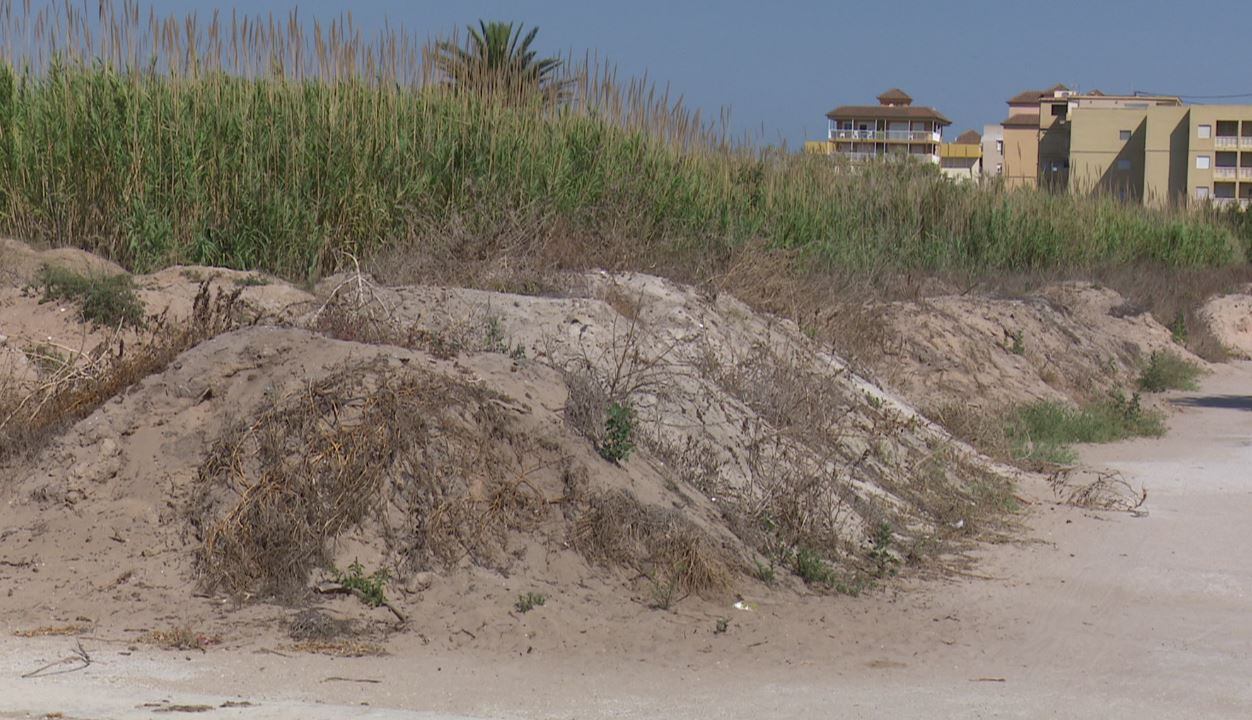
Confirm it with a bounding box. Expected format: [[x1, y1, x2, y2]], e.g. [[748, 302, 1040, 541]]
[[1119, 130, 1132, 141], [1117, 159, 1132, 171], [1198, 124, 1212, 139], [1050, 104, 1067, 117], [1196, 156, 1211, 170], [1195, 187, 1210, 199], [996, 139, 1004, 153]]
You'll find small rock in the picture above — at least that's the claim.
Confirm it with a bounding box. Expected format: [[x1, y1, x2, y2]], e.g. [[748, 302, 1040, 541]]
[[408, 571, 435, 593]]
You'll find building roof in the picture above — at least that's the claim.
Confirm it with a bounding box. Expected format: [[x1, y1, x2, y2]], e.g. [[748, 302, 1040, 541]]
[[1007, 89, 1044, 105], [1001, 113, 1039, 128], [826, 105, 952, 125], [876, 88, 913, 105], [954, 129, 982, 144], [1007, 84, 1071, 105]]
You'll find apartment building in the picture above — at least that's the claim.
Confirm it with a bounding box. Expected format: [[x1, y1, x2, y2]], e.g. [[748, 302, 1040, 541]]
[[939, 129, 983, 181], [812, 88, 952, 162]]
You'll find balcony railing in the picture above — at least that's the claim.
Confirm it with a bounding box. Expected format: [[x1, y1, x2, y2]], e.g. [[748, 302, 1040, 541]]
[[1243, 136, 1252, 148], [1215, 136, 1240, 148], [829, 129, 941, 142], [1215, 166, 1238, 178], [1240, 167, 1252, 180], [1213, 198, 1251, 209]]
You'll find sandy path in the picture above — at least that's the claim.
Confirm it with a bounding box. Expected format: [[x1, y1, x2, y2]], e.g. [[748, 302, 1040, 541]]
[[3, 363, 1251, 719]]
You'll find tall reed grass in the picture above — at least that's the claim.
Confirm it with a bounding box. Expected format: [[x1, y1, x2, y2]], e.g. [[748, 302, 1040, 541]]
[[0, 0, 1245, 279]]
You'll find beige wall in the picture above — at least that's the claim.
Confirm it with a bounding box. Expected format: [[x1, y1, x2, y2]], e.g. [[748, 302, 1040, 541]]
[[1068, 107, 1149, 201], [1002, 125, 1039, 188], [982, 124, 1004, 178]]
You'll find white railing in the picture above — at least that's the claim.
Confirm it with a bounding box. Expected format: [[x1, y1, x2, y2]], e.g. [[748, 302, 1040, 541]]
[[831, 150, 940, 163], [1212, 198, 1250, 209], [1240, 167, 1252, 180], [829, 129, 940, 142], [1215, 136, 1239, 148], [1242, 136, 1252, 148], [1215, 166, 1238, 178]]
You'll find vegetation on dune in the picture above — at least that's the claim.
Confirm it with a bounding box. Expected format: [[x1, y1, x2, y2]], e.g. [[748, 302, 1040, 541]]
[[0, 1, 1246, 284], [1008, 394, 1165, 465], [1137, 351, 1204, 393]]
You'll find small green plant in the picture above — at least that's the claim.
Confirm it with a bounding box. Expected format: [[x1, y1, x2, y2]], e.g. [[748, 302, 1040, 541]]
[[514, 591, 546, 613], [1137, 350, 1202, 393], [36, 265, 145, 329], [865, 393, 884, 410], [483, 315, 508, 353], [598, 401, 636, 463], [753, 560, 776, 586], [793, 547, 836, 586], [333, 561, 390, 608], [1009, 329, 1025, 356], [714, 617, 729, 634], [869, 521, 898, 578], [508, 343, 527, 361], [1169, 313, 1188, 346]]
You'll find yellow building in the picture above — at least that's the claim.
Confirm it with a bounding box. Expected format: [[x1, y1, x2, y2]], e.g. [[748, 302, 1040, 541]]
[[939, 129, 983, 182], [811, 88, 952, 163], [1068, 103, 1252, 207]]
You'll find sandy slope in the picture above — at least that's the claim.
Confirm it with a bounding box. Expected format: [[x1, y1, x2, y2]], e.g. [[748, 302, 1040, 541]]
[[3, 362, 1250, 719]]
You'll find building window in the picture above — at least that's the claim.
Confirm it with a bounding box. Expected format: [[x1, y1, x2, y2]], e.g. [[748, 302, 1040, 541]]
[[1196, 156, 1211, 170], [1198, 124, 1212, 139], [1119, 130, 1132, 141], [1050, 104, 1067, 117], [996, 140, 1003, 153], [1117, 159, 1132, 171], [1196, 187, 1210, 199]]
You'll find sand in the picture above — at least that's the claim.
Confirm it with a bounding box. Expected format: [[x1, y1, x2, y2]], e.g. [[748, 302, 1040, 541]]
[[3, 361, 1249, 718]]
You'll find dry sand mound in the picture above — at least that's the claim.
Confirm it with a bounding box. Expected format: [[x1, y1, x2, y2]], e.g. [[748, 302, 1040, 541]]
[[0, 238, 1208, 651], [0, 243, 1025, 647], [871, 282, 1205, 411], [1199, 288, 1252, 359]]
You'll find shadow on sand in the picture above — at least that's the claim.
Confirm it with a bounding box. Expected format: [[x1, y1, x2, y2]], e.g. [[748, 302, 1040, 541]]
[[1170, 395, 1252, 412]]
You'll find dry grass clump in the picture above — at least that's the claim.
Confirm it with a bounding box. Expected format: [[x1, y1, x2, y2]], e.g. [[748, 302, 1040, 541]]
[[190, 360, 561, 600], [573, 489, 731, 599], [287, 609, 356, 641], [284, 640, 387, 657], [13, 624, 91, 638], [140, 626, 221, 651], [1049, 468, 1147, 512], [0, 282, 243, 464]]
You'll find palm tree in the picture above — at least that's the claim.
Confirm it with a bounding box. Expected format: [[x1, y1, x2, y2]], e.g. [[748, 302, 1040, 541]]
[[432, 20, 567, 103]]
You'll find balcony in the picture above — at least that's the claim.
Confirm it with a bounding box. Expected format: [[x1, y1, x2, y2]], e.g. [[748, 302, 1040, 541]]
[[1212, 198, 1250, 209], [1243, 136, 1252, 149], [1215, 136, 1240, 148], [829, 129, 942, 143], [1241, 167, 1252, 180], [1215, 166, 1238, 179]]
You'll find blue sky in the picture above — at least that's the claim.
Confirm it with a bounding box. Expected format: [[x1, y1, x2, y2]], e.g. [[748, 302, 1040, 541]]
[[172, 0, 1252, 147]]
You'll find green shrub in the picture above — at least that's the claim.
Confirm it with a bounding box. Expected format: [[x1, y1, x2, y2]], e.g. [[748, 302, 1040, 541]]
[[333, 561, 390, 608], [598, 401, 636, 464], [1137, 350, 1203, 393], [36, 264, 145, 329], [793, 547, 836, 586], [1008, 393, 1165, 465]]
